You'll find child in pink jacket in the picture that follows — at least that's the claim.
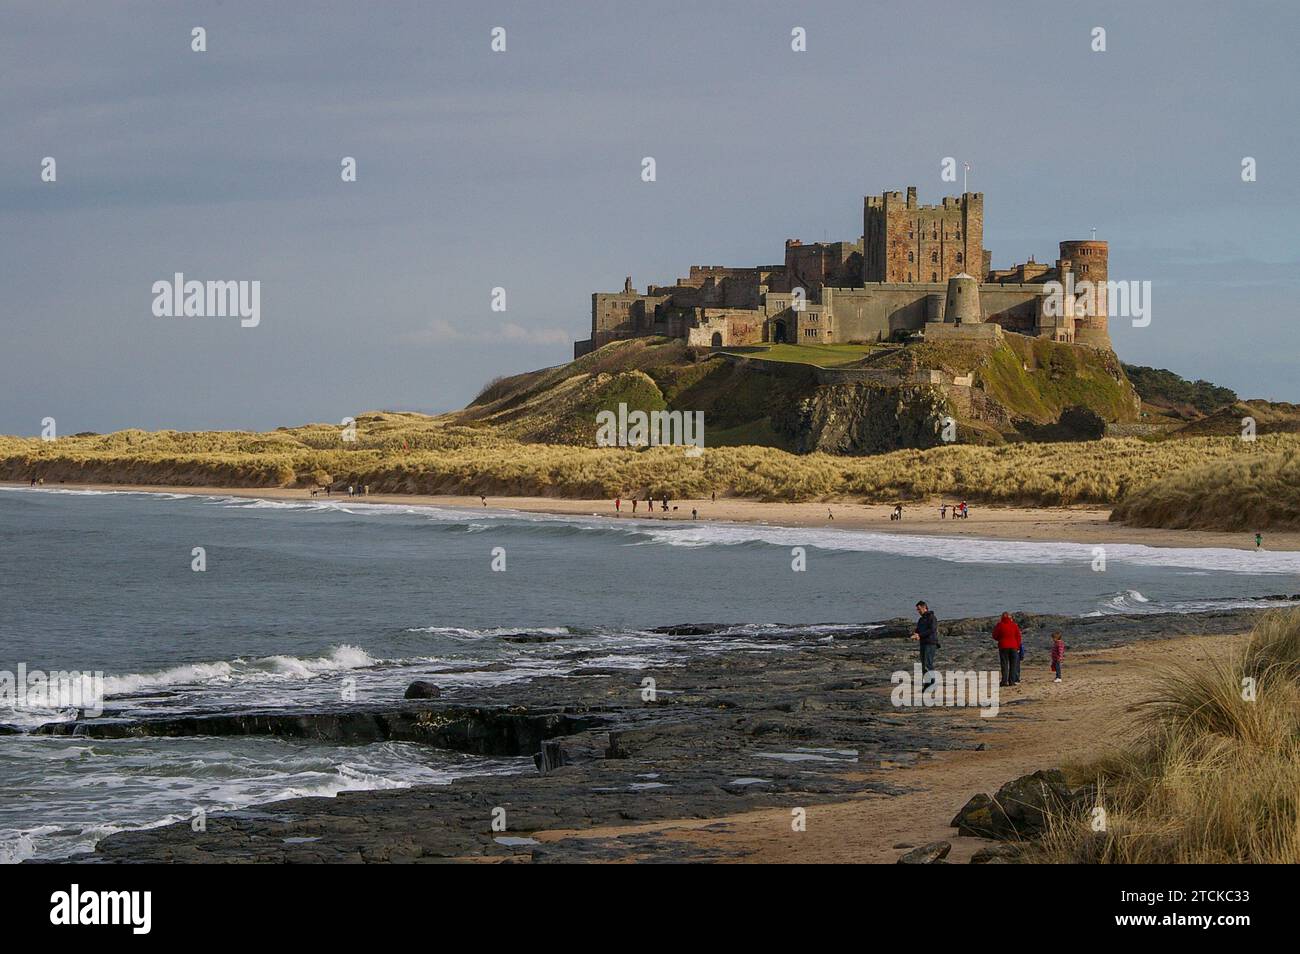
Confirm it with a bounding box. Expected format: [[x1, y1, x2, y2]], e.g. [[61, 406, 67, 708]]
[[1050, 631, 1066, 683]]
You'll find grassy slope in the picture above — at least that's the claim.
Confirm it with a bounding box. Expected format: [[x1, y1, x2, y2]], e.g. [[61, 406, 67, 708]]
[[1111, 445, 1300, 531], [860, 333, 1139, 425], [463, 335, 1140, 456]]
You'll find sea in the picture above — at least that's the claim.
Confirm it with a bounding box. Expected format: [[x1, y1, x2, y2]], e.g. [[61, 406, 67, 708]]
[[2, 485, 1296, 861]]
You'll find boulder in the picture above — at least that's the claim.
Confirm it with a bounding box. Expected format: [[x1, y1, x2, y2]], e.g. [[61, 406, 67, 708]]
[[897, 840, 951, 864], [403, 681, 441, 699], [989, 769, 1074, 838], [951, 770, 1076, 840], [950, 793, 998, 838]]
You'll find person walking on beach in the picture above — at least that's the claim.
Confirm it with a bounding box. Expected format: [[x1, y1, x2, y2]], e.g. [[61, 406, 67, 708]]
[[940, 503, 947, 519], [615, 496, 621, 514], [632, 498, 637, 514], [1050, 631, 1066, 683], [910, 601, 939, 693], [1255, 532, 1263, 550], [993, 612, 1022, 687]]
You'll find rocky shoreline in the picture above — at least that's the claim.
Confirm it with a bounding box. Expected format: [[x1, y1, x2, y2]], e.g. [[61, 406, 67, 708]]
[[41, 609, 1263, 863]]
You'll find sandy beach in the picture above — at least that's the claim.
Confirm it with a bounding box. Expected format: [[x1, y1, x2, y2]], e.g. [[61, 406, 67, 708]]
[[8, 481, 1296, 551]]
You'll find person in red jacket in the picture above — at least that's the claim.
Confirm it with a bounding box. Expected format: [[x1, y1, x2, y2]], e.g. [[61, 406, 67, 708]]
[[992, 612, 1022, 687]]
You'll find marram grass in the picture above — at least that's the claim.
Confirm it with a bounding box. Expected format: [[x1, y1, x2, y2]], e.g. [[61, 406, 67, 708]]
[[2, 413, 1296, 525]]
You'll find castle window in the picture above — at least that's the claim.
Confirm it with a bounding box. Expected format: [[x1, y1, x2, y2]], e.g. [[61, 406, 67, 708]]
[[956, 253, 963, 263], [955, 230, 961, 239], [931, 251, 938, 263], [908, 252, 914, 262], [931, 272, 937, 282]]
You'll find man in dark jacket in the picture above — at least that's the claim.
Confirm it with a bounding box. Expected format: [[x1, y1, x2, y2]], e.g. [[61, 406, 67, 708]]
[[910, 601, 939, 692]]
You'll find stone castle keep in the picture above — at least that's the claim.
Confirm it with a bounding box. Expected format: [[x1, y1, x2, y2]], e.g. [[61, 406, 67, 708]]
[[574, 187, 1111, 358]]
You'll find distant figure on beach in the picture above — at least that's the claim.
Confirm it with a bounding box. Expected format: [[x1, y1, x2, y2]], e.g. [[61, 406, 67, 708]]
[[662, 495, 669, 512], [1255, 532, 1263, 550], [940, 504, 947, 519], [960, 500, 969, 519], [615, 496, 621, 514], [711, 491, 716, 503], [632, 498, 637, 514], [993, 612, 1022, 687], [910, 601, 939, 692], [827, 508, 834, 521], [1050, 631, 1066, 682], [891, 504, 903, 521], [480, 495, 487, 507], [347, 485, 354, 498], [691, 508, 697, 520]]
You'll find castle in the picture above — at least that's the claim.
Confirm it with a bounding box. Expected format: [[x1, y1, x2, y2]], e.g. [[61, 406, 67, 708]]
[[574, 187, 1110, 358]]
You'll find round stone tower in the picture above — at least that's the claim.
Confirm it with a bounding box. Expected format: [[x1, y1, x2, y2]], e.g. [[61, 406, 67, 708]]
[[1059, 240, 1109, 347], [943, 273, 981, 325]]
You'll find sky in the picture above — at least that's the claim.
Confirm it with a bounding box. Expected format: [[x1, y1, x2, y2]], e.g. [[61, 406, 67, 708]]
[[3, 0, 1298, 434]]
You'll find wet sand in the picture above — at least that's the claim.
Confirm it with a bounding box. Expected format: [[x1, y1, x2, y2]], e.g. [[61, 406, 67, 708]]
[[5, 481, 1294, 551]]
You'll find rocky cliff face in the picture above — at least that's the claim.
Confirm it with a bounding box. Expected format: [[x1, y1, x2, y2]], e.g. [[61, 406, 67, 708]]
[[775, 384, 952, 454]]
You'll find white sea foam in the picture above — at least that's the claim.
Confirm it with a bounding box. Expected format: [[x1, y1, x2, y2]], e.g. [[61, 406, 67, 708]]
[[99, 645, 378, 697], [618, 522, 1300, 575]]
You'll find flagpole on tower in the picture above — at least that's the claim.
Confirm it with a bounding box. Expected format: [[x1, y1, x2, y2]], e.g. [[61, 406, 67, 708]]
[[963, 161, 971, 193]]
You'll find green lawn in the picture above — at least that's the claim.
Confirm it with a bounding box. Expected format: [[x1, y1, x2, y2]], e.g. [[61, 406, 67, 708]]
[[721, 343, 877, 368]]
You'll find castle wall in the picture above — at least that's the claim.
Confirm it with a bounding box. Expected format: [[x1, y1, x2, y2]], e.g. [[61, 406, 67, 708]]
[[822, 285, 939, 341], [978, 284, 1046, 334]]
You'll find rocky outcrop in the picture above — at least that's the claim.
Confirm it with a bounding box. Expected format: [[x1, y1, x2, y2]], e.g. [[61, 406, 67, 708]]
[[35, 705, 609, 758], [776, 384, 951, 454]]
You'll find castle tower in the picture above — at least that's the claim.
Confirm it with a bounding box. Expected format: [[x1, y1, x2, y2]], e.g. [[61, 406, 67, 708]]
[[1059, 240, 1109, 347], [944, 273, 981, 324], [863, 187, 986, 284]]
